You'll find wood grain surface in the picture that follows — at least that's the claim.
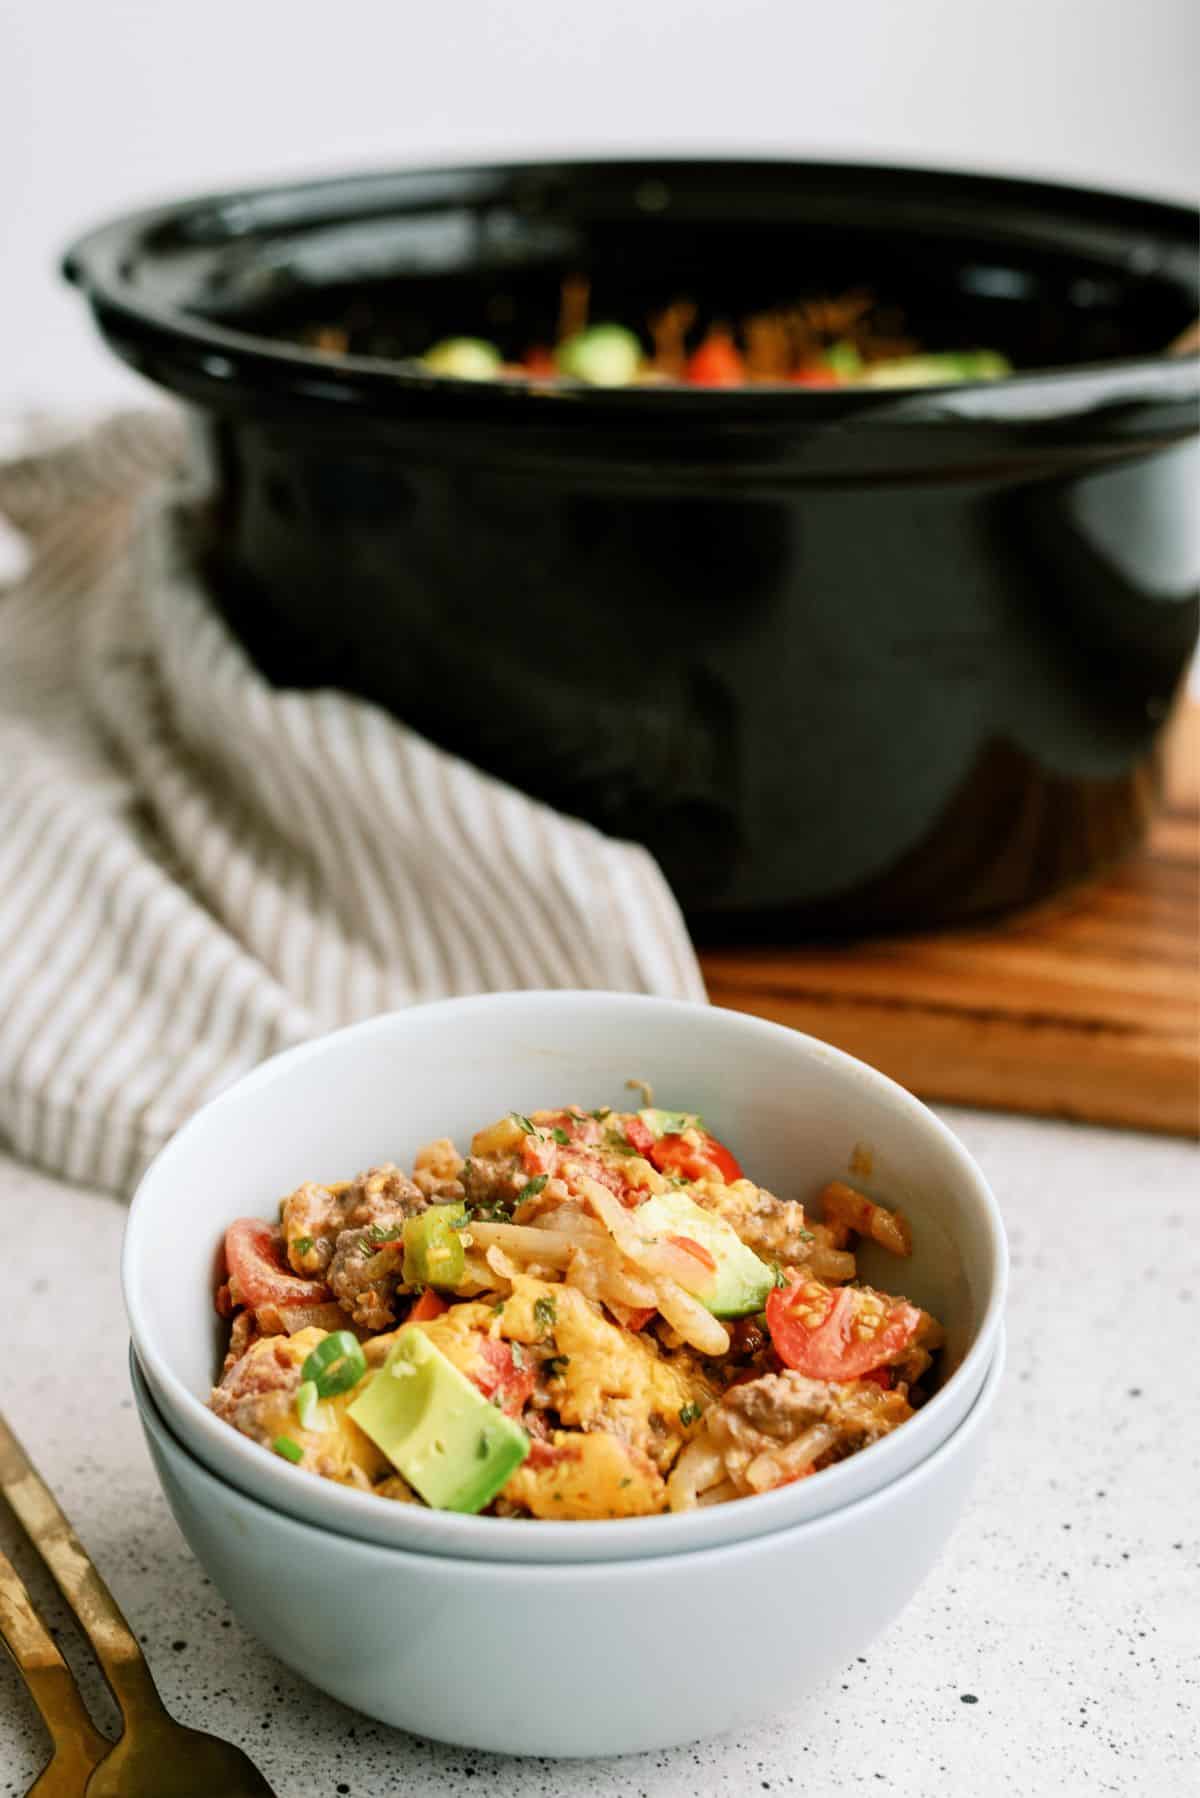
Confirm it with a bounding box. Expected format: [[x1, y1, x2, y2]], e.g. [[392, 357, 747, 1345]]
[[702, 703, 1199, 1137]]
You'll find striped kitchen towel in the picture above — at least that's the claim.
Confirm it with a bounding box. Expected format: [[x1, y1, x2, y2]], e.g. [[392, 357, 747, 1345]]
[[0, 413, 705, 1195]]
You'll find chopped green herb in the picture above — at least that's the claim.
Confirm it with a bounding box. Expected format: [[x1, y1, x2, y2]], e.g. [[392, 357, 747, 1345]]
[[552, 1491, 564, 1502], [491, 1299, 507, 1316], [604, 1126, 637, 1157], [533, 1295, 557, 1336], [679, 1401, 704, 1427], [521, 1174, 549, 1199], [359, 1221, 405, 1256], [551, 1127, 570, 1145], [509, 1341, 527, 1370], [770, 1263, 789, 1288], [619, 1476, 633, 1488], [588, 1106, 612, 1121], [542, 1355, 569, 1381], [668, 1173, 691, 1188], [292, 1235, 314, 1257], [469, 1200, 514, 1222], [511, 1113, 537, 1135], [798, 1228, 815, 1243], [272, 1435, 304, 1463]]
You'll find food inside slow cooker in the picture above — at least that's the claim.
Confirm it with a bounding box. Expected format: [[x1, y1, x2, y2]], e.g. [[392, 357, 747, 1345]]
[[297, 275, 1011, 388], [211, 1101, 944, 1518]]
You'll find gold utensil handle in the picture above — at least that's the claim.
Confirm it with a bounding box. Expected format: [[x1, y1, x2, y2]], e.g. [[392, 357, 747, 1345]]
[[0, 1412, 165, 1727], [0, 1544, 111, 1787]]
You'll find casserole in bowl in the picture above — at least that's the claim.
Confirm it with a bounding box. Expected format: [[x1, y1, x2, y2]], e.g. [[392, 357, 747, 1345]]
[[123, 991, 1006, 1561]]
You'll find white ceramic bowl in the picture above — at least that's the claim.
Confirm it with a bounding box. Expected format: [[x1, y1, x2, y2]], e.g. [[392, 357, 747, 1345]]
[[124, 991, 1007, 1563], [133, 1335, 1005, 1756]]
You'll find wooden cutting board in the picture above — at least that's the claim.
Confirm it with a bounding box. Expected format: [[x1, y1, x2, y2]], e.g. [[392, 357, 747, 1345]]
[[701, 703, 1199, 1138]]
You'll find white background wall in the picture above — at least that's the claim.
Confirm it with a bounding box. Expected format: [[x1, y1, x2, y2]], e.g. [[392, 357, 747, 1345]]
[[3, 0, 1198, 414]]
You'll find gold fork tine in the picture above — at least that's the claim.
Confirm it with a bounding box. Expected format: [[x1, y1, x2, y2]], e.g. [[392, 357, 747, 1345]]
[[0, 1413, 169, 1739], [0, 1544, 111, 1796]]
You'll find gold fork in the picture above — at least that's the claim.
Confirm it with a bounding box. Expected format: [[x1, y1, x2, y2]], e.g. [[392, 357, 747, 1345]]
[[0, 1411, 277, 1797], [0, 1547, 110, 1795]]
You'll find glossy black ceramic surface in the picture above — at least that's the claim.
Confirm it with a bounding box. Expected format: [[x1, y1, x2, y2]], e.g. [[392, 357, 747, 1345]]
[[64, 160, 1200, 932]]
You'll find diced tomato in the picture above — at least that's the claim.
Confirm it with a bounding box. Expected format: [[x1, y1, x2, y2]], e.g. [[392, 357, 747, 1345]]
[[559, 1145, 634, 1205], [613, 1304, 657, 1332], [649, 1131, 742, 1185], [623, 1115, 656, 1157], [540, 1108, 602, 1146], [666, 1234, 718, 1274], [521, 1134, 559, 1177], [686, 332, 745, 386], [472, 1337, 536, 1417], [765, 1279, 921, 1382], [223, 1220, 332, 1312], [790, 364, 842, 387], [408, 1289, 450, 1323]]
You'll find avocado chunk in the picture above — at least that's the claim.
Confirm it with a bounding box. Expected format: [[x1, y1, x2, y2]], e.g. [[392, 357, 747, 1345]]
[[348, 1330, 528, 1513], [635, 1190, 774, 1319], [421, 337, 502, 380], [557, 324, 642, 386]]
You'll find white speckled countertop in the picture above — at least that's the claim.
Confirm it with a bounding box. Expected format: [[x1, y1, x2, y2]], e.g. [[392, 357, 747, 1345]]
[[2, 1109, 1197, 1798]]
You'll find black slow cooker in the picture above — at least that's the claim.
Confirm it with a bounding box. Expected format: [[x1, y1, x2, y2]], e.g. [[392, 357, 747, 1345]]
[[64, 158, 1200, 935]]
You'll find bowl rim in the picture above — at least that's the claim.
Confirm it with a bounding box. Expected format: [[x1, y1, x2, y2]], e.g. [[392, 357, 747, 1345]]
[[131, 1324, 1007, 1579], [122, 989, 1009, 1561], [63, 154, 1199, 430]]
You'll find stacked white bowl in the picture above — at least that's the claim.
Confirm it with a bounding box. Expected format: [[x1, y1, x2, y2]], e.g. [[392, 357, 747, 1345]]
[[124, 992, 1007, 1757]]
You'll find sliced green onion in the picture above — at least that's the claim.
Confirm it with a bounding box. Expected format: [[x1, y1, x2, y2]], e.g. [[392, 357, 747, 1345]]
[[273, 1435, 304, 1463], [300, 1329, 368, 1398], [403, 1210, 466, 1290], [295, 1379, 326, 1433]]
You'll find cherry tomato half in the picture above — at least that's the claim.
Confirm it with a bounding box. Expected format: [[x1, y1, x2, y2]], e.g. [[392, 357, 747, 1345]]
[[765, 1279, 920, 1381], [223, 1219, 332, 1311], [649, 1131, 743, 1185]]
